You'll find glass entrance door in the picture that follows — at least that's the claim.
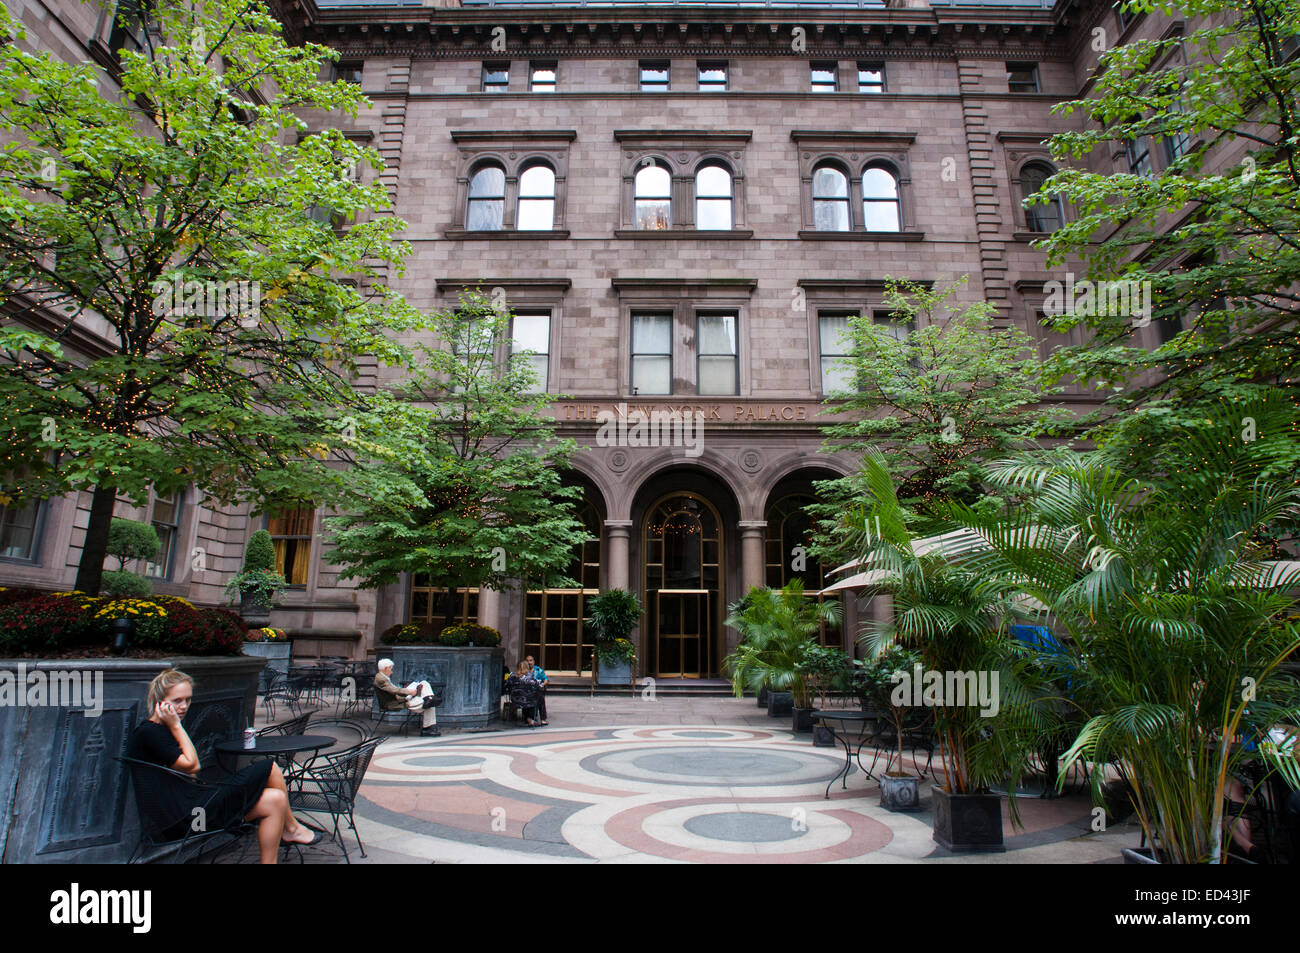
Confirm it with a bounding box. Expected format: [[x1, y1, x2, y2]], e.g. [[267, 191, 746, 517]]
[[643, 493, 722, 678]]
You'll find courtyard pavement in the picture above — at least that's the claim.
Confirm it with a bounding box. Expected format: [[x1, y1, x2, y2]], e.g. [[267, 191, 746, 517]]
[[256, 694, 1141, 864]]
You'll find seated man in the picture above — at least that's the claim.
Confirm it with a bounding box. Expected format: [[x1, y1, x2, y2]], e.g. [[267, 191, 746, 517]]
[[374, 658, 440, 737]]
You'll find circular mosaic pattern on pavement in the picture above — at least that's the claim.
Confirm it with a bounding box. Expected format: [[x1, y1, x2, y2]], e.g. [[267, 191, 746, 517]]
[[584, 745, 843, 786], [684, 811, 808, 843]]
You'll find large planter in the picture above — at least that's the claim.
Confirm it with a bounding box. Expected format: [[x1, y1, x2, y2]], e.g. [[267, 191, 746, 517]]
[[0, 655, 264, 864], [792, 706, 817, 734], [931, 786, 1005, 852], [757, 685, 769, 709], [596, 656, 632, 686], [768, 691, 793, 717], [242, 640, 291, 693], [239, 591, 272, 628], [1122, 847, 1160, 864], [812, 724, 836, 747], [383, 644, 506, 727], [881, 774, 921, 812]]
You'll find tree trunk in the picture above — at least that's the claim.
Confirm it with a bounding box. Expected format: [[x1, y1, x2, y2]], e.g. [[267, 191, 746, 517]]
[[73, 481, 118, 595], [442, 588, 458, 631]]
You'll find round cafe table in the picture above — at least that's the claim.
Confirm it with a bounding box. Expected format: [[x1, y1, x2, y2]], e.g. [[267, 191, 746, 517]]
[[812, 711, 877, 800], [213, 734, 334, 784]]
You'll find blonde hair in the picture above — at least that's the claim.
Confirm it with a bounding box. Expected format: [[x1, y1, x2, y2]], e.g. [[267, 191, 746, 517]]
[[147, 669, 194, 712], [515, 660, 532, 677]]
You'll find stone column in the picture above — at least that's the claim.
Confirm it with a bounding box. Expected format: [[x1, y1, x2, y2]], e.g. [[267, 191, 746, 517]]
[[604, 520, 633, 591], [737, 520, 767, 594]]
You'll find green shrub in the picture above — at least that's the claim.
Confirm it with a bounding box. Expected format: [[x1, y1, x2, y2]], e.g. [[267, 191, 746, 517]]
[[0, 593, 99, 653], [243, 530, 276, 572], [107, 518, 160, 569], [101, 570, 152, 599]]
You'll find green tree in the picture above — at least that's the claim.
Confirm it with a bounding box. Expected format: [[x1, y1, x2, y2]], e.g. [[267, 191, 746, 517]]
[[0, 0, 424, 594], [324, 293, 589, 629], [1034, 0, 1300, 408], [809, 278, 1067, 564]]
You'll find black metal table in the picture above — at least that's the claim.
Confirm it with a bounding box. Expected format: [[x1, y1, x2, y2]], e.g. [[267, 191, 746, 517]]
[[214, 733, 334, 785], [813, 711, 878, 799]]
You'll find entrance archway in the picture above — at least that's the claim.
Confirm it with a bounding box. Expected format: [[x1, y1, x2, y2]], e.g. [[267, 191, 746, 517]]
[[642, 492, 724, 678]]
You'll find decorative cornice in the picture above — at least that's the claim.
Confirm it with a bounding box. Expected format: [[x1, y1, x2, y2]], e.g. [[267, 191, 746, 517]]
[[611, 277, 758, 292], [436, 277, 572, 291], [797, 277, 934, 290], [451, 129, 576, 143], [791, 130, 916, 145], [614, 129, 752, 143], [995, 131, 1052, 144]]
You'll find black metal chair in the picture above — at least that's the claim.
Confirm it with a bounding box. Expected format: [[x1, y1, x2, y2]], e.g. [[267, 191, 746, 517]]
[[261, 671, 303, 721], [119, 756, 260, 864], [341, 662, 376, 716], [303, 718, 374, 755], [257, 711, 312, 738], [287, 737, 382, 863], [370, 686, 419, 736]]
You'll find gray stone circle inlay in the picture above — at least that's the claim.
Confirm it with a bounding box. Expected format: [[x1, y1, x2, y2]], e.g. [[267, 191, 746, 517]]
[[407, 755, 486, 768], [584, 745, 841, 786], [684, 811, 808, 843], [673, 730, 734, 738]]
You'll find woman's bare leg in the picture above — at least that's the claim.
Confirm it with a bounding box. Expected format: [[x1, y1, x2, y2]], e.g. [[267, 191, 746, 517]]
[[245, 788, 288, 865], [266, 761, 312, 839]]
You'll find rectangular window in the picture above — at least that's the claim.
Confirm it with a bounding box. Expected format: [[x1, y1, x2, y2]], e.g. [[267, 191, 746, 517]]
[[1126, 136, 1154, 177], [410, 582, 478, 627], [511, 313, 550, 393], [1114, 1, 1134, 32], [451, 313, 496, 393], [640, 61, 669, 92], [267, 508, 314, 587], [334, 61, 363, 85], [0, 498, 41, 561], [1163, 103, 1192, 163], [818, 312, 854, 394], [697, 312, 738, 396], [530, 63, 556, 92], [810, 63, 838, 93], [146, 491, 181, 579], [697, 62, 727, 91], [482, 62, 509, 92], [108, 0, 149, 57], [1007, 62, 1040, 93], [857, 63, 885, 93], [631, 312, 672, 395]]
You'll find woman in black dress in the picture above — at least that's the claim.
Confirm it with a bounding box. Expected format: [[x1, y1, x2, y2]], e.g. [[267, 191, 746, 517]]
[[127, 669, 322, 864]]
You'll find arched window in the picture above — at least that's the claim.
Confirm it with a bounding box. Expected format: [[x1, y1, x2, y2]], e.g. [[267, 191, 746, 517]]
[[466, 164, 505, 230], [694, 163, 732, 230], [812, 164, 850, 231], [1021, 162, 1063, 233], [634, 161, 672, 230], [516, 163, 555, 230], [862, 164, 901, 231]]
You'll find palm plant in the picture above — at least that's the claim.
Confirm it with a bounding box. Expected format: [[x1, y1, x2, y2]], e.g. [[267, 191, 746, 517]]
[[940, 398, 1300, 863], [843, 450, 1059, 808], [723, 580, 842, 707]]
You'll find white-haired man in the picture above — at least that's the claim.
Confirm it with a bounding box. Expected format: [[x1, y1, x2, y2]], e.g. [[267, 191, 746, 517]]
[[374, 659, 440, 737]]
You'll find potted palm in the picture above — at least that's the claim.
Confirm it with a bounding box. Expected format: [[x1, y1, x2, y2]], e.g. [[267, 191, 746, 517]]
[[723, 581, 841, 732], [945, 398, 1300, 863], [587, 589, 642, 686], [844, 450, 1054, 850], [225, 530, 287, 627]]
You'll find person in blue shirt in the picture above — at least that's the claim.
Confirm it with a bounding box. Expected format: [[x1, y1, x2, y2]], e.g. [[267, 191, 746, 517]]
[[527, 655, 549, 725]]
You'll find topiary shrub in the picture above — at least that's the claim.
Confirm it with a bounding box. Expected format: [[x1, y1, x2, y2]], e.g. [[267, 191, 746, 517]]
[[101, 570, 153, 599], [107, 518, 160, 569], [243, 530, 276, 572], [438, 623, 501, 647]]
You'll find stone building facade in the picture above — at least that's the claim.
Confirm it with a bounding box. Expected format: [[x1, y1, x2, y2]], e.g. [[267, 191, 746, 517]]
[[1, 0, 1194, 675]]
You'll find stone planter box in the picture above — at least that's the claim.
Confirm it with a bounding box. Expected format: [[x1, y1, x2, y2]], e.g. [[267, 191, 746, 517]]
[[381, 645, 506, 728], [242, 640, 291, 693], [931, 786, 1006, 853], [596, 657, 632, 686], [0, 655, 264, 864]]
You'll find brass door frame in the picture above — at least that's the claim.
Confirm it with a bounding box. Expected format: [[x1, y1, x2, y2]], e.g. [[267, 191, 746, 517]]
[[642, 491, 724, 679], [654, 589, 710, 678]]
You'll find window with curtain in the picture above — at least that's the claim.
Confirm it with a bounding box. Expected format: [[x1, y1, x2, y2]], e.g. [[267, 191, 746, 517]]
[[467, 164, 506, 230], [810, 63, 838, 92], [146, 490, 181, 578], [634, 162, 672, 230], [268, 508, 314, 587], [1007, 62, 1039, 93], [857, 63, 885, 92], [818, 312, 854, 394], [812, 164, 850, 231], [1021, 162, 1063, 233], [694, 164, 732, 230], [640, 61, 669, 91], [632, 313, 672, 394], [511, 313, 550, 392], [0, 498, 41, 560], [481, 62, 509, 92], [697, 62, 727, 91], [530, 63, 556, 92], [862, 165, 901, 231], [697, 313, 737, 396], [517, 163, 556, 230]]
